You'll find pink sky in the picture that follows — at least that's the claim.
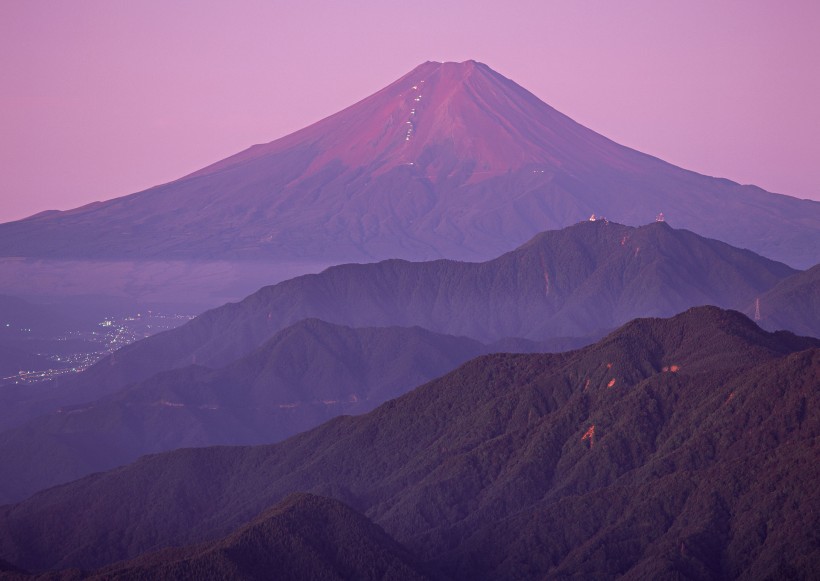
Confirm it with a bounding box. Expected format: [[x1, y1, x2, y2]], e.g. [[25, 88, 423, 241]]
[[1, 0, 819, 223]]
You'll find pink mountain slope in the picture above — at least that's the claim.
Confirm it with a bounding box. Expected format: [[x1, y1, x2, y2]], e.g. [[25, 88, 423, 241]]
[[1, 61, 817, 267]]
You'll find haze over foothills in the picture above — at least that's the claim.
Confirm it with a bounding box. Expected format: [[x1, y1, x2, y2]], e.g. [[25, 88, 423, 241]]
[[2, 0, 820, 223]]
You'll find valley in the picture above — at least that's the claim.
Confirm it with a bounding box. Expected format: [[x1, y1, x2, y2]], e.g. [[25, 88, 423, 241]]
[[1, 309, 194, 385]]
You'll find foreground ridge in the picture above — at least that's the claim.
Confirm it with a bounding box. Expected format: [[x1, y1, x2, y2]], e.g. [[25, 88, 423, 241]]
[[1, 307, 818, 579]]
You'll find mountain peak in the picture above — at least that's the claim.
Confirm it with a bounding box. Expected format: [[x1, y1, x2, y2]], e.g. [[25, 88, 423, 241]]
[[597, 305, 818, 375], [414, 59, 482, 71], [1, 61, 817, 268], [419, 59, 484, 78], [191, 58, 596, 182]]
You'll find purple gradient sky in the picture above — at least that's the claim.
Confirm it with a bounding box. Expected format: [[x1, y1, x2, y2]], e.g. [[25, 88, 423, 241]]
[[1, 1, 819, 223]]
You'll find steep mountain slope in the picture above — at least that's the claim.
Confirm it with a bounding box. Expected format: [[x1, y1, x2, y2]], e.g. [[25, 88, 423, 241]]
[[0, 320, 499, 504], [746, 263, 820, 338], [90, 493, 437, 581], [1, 494, 437, 581], [2, 307, 817, 579], [0, 61, 817, 268], [62, 220, 794, 395]]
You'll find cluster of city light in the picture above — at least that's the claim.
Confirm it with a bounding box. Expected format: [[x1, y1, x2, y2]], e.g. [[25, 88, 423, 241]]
[[2, 311, 194, 385]]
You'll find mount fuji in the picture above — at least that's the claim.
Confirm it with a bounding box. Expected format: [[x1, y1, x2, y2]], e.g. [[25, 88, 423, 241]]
[[0, 60, 817, 269]]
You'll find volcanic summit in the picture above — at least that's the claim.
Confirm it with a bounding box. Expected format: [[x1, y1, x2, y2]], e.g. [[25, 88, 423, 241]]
[[0, 60, 817, 267]]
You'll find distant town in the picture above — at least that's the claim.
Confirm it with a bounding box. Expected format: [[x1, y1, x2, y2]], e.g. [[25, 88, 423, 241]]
[[2, 311, 194, 384]]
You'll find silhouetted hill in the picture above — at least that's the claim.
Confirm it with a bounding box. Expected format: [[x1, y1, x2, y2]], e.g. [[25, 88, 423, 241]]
[[1, 307, 817, 579], [0, 61, 817, 268], [0, 494, 436, 580], [64, 221, 794, 395], [0, 220, 790, 432], [0, 320, 498, 504], [89, 493, 437, 581], [746, 263, 820, 338]]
